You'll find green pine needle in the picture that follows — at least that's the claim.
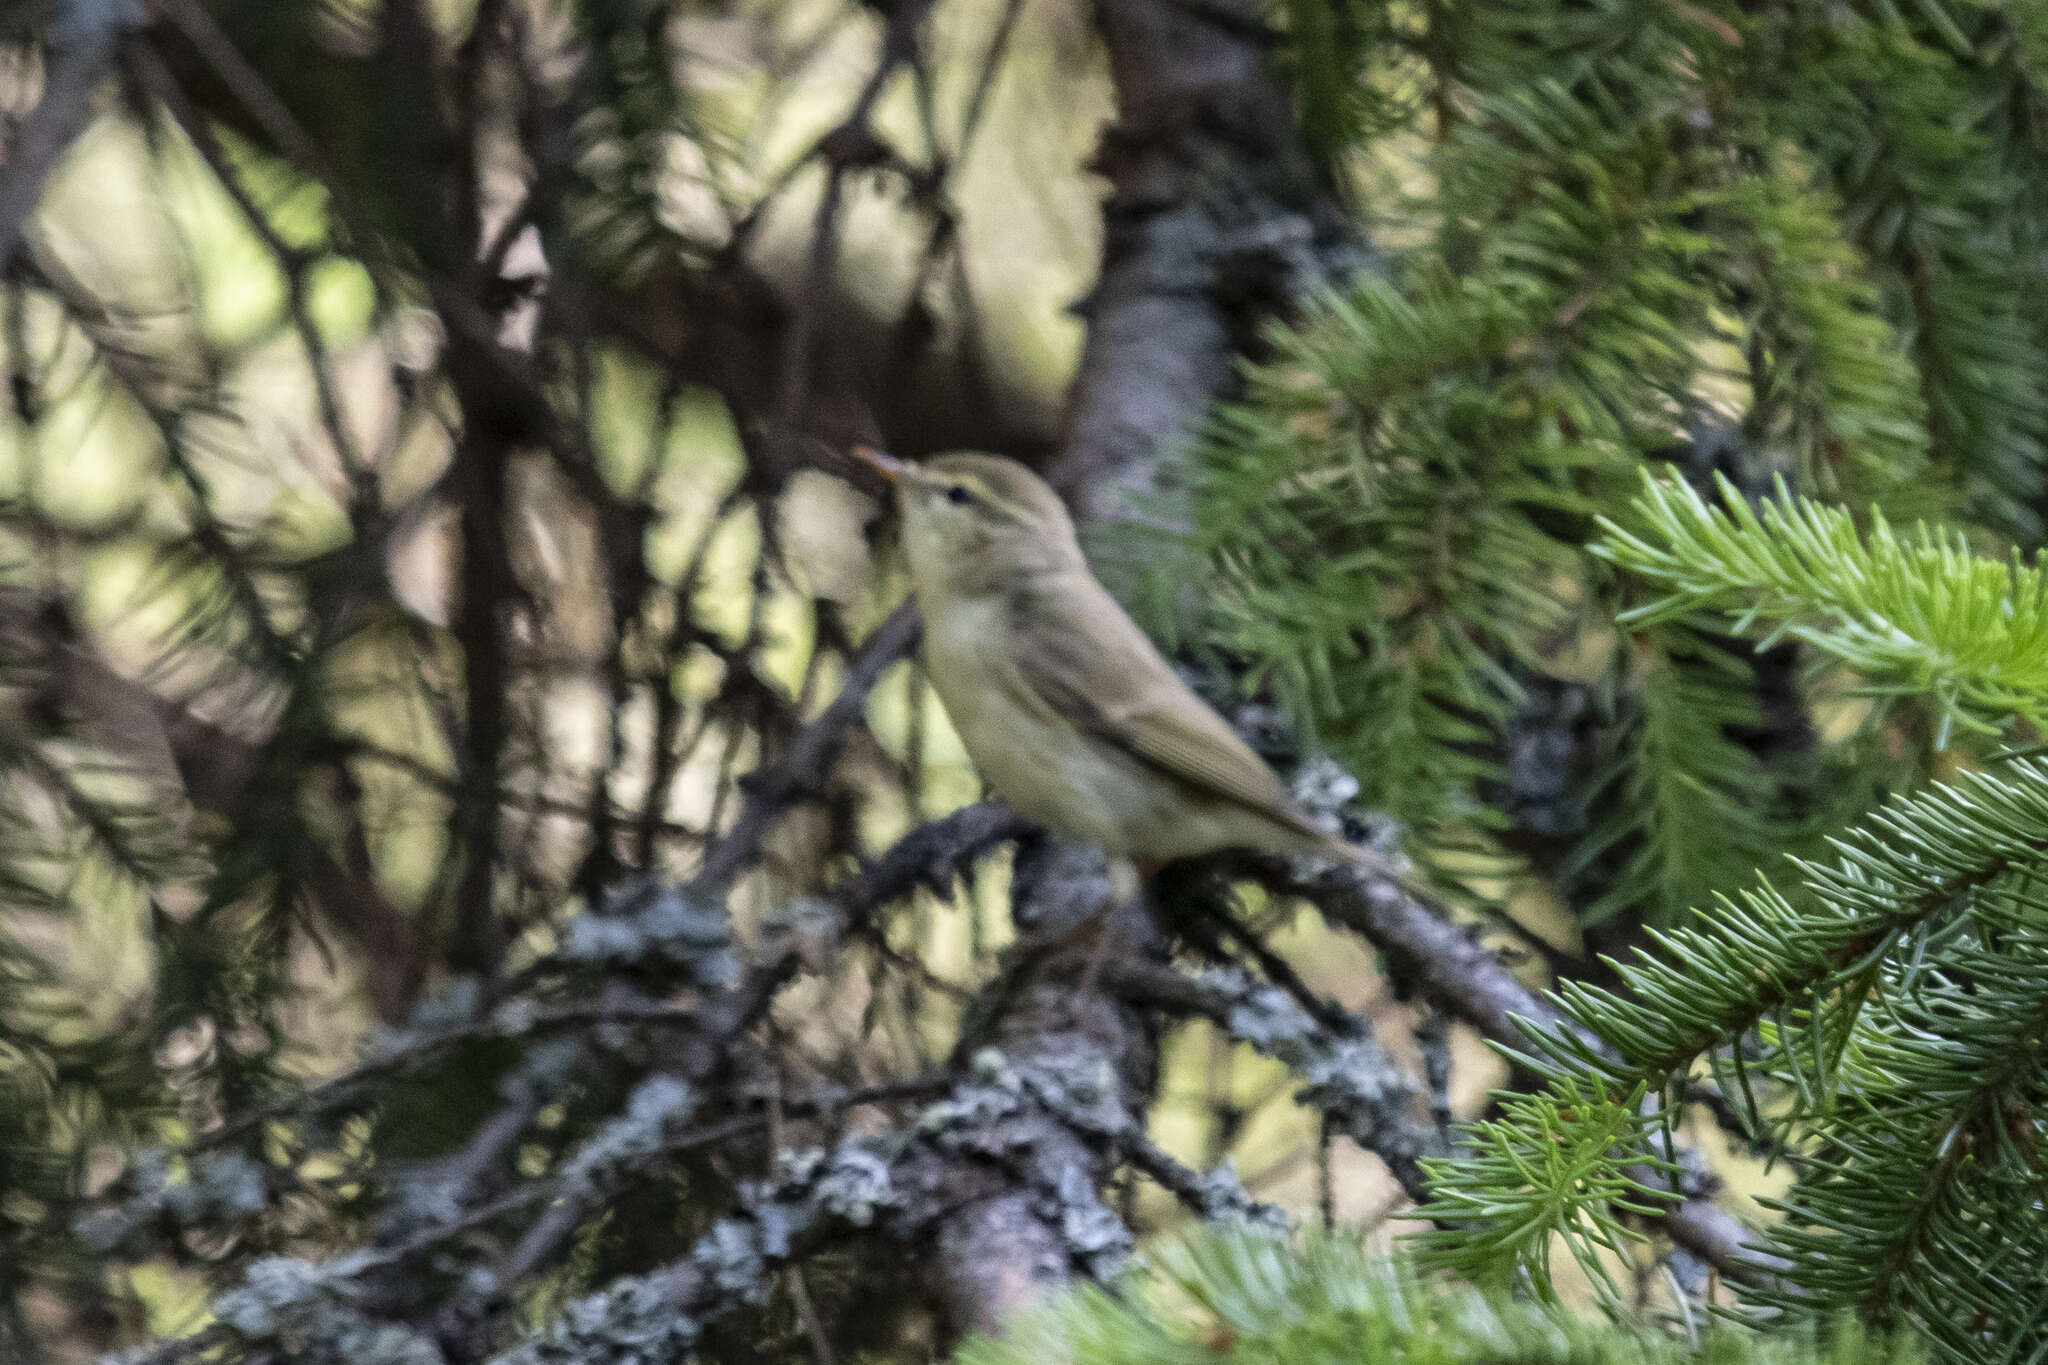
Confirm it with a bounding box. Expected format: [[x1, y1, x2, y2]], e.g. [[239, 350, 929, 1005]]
[[1597, 473, 2048, 740]]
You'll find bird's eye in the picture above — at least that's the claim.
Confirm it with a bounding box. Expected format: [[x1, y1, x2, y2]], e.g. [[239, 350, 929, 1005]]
[[946, 485, 975, 506]]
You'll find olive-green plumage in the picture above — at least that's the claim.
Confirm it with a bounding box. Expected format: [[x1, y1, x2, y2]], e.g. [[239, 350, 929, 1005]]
[[861, 448, 1353, 868]]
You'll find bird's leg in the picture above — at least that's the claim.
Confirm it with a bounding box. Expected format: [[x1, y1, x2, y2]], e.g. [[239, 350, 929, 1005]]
[[1077, 856, 1154, 995]]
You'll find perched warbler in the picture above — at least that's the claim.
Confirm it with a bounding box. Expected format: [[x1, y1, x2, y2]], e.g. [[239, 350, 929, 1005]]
[[856, 446, 1357, 885]]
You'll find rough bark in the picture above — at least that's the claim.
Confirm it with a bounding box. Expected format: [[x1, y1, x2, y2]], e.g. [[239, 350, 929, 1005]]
[[1050, 0, 1356, 522], [915, 839, 1156, 1339]]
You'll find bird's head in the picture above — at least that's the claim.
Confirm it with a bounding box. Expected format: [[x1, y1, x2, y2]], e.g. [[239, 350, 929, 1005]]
[[854, 447, 1083, 597]]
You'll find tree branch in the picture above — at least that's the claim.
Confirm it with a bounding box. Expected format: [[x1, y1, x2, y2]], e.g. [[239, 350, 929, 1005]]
[[1049, 0, 1352, 520], [1241, 853, 1792, 1287], [691, 602, 922, 898]]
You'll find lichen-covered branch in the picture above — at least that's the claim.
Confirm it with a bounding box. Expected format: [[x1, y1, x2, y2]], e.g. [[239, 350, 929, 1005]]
[[1242, 853, 1788, 1287]]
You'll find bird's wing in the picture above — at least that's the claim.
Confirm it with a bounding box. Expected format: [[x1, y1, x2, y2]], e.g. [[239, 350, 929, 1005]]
[[1005, 571, 1331, 846]]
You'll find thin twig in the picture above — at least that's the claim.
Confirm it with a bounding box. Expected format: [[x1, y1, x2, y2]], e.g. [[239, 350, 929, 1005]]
[[145, 0, 386, 270], [635, 487, 745, 864], [129, 45, 368, 478], [768, 0, 935, 444], [690, 601, 921, 897]]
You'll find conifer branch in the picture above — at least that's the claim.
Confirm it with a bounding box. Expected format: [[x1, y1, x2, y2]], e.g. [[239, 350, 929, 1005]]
[[1599, 474, 2048, 739]]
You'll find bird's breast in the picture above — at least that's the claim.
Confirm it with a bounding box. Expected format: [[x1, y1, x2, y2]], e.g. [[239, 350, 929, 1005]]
[[921, 596, 1152, 849]]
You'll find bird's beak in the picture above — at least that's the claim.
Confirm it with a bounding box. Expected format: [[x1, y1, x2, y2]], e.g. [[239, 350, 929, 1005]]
[[852, 443, 913, 486]]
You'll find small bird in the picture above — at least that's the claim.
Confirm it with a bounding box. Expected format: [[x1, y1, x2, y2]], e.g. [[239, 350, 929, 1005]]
[[855, 446, 1357, 896]]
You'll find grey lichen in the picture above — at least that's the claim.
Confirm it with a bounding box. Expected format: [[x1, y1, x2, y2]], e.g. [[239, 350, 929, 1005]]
[[1050, 1164, 1131, 1279], [1296, 1035, 1417, 1153], [358, 975, 484, 1066], [75, 1148, 269, 1258], [915, 1048, 1030, 1149], [1215, 973, 1317, 1052], [1200, 967, 1423, 1160], [381, 1165, 467, 1244], [498, 1035, 587, 1104], [692, 1215, 780, 1304], [209, 1253, 443, 1365], [913, 1047, 1134, 1279], [560, 877, 736, 989], [795, 1140, 896, 1227], [497, 1135, 902, 1363], [1289, 755, 1409, 866], [1191, 1158, 1287, 1228], [488, 1268, 700, 1365], [560, 1074, 698, 1192]]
